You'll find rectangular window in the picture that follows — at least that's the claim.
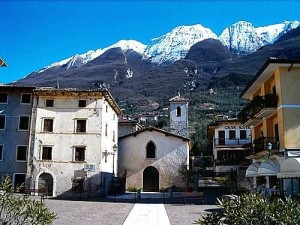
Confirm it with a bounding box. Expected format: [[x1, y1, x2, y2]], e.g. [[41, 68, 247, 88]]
[[240, 130, 247, 140], [16, 146, 27, 161], [0, 115, 5, 130], [41, 146, 52, 160], [78, 100, 86, 107], [45, 99, 54, 107], [43, 119, 54, 132], [74, 147, 85, 162], [105, 123, 108, 136], [20, 93, 32, 104], [19, 116, 30, 130], [229, 130, 236, 140], [0, 93, 8, 103], [0, 145, 3, 161], [13, 174, 26, 193], [113, 131, 115, 142], [76, 120, 86, 133]]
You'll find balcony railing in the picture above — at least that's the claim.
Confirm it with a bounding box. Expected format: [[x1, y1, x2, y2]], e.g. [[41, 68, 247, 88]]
[[238, 94, 278, 123], [252, 137, 280, 154], [214, 138, 252, 146]]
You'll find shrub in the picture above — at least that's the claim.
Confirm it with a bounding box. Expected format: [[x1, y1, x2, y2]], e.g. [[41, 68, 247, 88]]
[[0, 177, 56, 225], [195, 193, 300, 225]]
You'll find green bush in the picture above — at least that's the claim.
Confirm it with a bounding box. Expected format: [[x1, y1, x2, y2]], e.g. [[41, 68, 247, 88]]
[[195, 193, 300, 225], [0, 177, 56, 225]]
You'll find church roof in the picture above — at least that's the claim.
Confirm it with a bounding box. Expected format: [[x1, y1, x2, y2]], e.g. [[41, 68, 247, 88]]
[[169, 94, 188, 102], [119, 126, 190, 141]]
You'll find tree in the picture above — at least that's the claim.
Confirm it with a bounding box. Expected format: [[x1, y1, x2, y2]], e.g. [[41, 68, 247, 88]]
[[0, 177, 56, 225]]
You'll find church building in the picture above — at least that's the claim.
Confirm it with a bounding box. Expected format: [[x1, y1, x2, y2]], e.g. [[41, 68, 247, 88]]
[[118, 94, 190, 191]]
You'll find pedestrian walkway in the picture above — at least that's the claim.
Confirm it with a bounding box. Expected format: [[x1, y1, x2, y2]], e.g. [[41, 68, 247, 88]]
[[123, 203, 171, 225]]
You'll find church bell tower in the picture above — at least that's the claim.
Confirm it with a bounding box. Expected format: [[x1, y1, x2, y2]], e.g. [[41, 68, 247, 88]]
[[169, 93, 189, 137]]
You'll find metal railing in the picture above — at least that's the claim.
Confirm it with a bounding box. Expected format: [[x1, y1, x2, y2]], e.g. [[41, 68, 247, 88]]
[[214, 138, 252, 146], [252, 137, 280, 154]]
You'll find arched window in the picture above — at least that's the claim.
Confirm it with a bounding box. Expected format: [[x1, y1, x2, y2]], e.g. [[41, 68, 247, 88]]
[[146, 141, 156, 158], [176, 106, 181, 117]]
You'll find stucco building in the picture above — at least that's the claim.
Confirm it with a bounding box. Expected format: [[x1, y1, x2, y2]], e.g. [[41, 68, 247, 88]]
[[27, 88, 121, 197], [240, 58, 300, 196], [0, 85, 35, 190]]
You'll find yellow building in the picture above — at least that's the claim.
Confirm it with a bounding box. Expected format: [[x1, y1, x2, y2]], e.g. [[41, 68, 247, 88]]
[[240, 58, 300, 196]]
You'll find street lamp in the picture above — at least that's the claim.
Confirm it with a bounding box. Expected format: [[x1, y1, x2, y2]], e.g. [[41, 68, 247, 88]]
[[267, 142, 272, 158], [102, 144, 118, 177]]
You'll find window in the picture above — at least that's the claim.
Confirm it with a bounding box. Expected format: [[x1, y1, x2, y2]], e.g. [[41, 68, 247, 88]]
[[0, 115, 5, 130], [106, 105, 108, 113], [0, 145, 3, 161], [13, 174, 26, 193], [20, 93, 32, 104], [113, 131, 115, 142], [41, 146, 52, 160], [229, 130, 236, 140], [43, 119, 53, 132], [45, 99, 54, 107], [176, 106, 181, 117], [74, 147, 85, 162], [76, 120, 86, 132], [240, 130, 247, 140], [0, 93, 8, 103], [16, 146, 27, 161], [105, 123, 108, 136], [146, 141, 156, 158], [19, 116, 30, 130], [78, 100, 86, 107]]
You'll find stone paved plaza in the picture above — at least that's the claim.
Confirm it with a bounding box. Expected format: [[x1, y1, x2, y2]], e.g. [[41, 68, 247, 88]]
[[44, 197, 219, 225]]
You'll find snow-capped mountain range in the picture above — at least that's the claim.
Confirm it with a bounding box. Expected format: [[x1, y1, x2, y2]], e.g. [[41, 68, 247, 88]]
[[37, 20, 300, 73]]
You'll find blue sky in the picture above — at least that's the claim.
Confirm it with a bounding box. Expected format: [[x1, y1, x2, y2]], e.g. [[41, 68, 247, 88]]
[[1, 0, 299, 83]]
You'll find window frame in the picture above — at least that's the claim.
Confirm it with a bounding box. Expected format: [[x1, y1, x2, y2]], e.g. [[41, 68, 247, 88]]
[[75, 119, 87, 133], [20, 93, 32, 104], [43, 118, 54, 132], [41, 146, 53, 161], [229, 130, 236, 140], [74, 147, 86, 162], [176, 106, 181, 117], [45, 99, 54, 107], [0, 145, 3, 161], [0, 92, 8, 104], [146, 141, 156, 159], [16, 145, 27, 162], [78, 100, 87, 108], [18, 115, 30, 131], [240, 130, 247, 140], [0, 115, 6, 130]]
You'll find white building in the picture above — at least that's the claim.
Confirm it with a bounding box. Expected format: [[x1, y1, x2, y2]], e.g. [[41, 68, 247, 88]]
[[207, 119, 252, 172], [27, 88, 121, 197]]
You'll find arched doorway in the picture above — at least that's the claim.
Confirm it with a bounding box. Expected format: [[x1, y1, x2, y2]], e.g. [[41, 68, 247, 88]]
[[38, 173, 53, 196], [143, 166, 159, 192]]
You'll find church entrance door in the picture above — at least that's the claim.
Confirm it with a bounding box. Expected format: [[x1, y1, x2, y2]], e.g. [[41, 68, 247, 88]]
[[143, 166, 159, 192]]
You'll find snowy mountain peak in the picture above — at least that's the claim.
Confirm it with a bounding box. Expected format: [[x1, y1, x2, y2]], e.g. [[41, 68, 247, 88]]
[[105, 40, 147, 55], [144, 24, 218, 64], [219, 20, 300, 54]]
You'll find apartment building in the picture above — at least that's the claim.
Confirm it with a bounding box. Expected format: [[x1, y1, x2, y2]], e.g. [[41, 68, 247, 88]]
[[240, 58, 300, 196], [0, 85, 35, 190]]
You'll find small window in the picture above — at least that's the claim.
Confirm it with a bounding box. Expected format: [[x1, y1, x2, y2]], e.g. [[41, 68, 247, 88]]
[[0, 93, 8, 103], [113, 131, 115, 142], [0, 145, 3, 161], [146, 141, 156, 158], [20, 93, 32, 104], [78, 100, 86, 107], [13, 174, 26, 193], [76, 120, 86, 133], [240, 130, 247, 140], [16, 146, 27, 161], [105, 123, 108, 136], [45, 99, 54, 107], [229, 130, 236, 140], [0, 115, 5, 130], [43, 119, 54, 132], [41, 146, 52, 160], [176, 106, 181, 117], [19, 116, 30, 130], [74, 147, 85, 162]]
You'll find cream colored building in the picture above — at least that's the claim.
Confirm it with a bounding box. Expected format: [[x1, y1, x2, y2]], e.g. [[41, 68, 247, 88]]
[[240, 58, 300, 196], [27, 88, 121, 197], [118, 127, 190, 191]]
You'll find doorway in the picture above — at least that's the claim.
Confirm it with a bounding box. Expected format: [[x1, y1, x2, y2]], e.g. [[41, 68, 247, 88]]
[[218, 130, 225, 145], [38, 173, 54, 196], [143, 166, 159, 192]]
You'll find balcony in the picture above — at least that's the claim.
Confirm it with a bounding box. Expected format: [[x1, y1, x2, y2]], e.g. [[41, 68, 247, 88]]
[[238, 94, 278, 126], [214, 138, 251, 147], [251, 137, 280, 157]]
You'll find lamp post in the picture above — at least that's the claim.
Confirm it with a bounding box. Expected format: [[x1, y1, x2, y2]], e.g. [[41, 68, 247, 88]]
[[102, 144, 118, 177], [267, 142, 272, 158]]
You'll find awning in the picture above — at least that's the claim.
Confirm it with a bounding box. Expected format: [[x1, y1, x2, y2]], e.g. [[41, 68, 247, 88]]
[[245, 162, 261, 177], [277, 158, 300, 178], [257, 159, 280, 176]]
